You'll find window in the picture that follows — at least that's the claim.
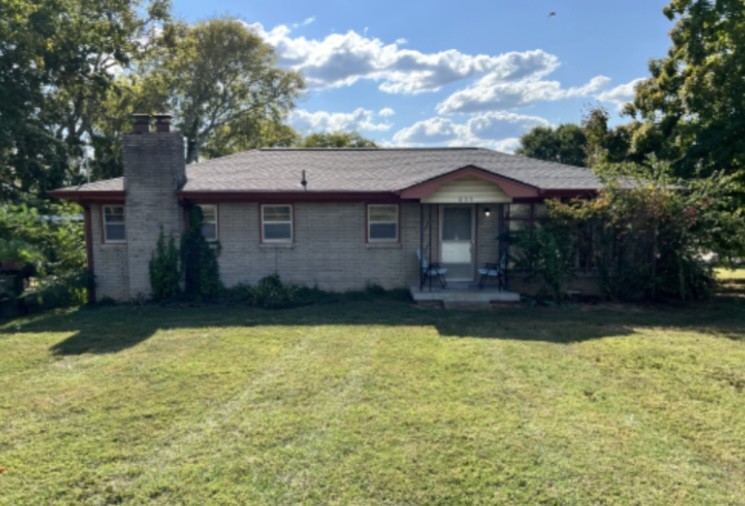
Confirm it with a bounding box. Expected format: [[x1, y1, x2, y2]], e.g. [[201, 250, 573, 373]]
[[198, 204, 218, 241], [262, 204, 293, 242], [103, 205, 126, 243], [368, 204, 399, 242]]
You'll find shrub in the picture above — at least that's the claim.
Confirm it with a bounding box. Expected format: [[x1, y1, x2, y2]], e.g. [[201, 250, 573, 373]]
[[252, 274, 292, 309], [22, 271, 90, 311], [512, 219, 578, 303], [180, 206, 222, 300], [0, 202, 87, 309], [519, 163, 742, 303], [220, 283, 253, 304], [149, 230, 181, 301]]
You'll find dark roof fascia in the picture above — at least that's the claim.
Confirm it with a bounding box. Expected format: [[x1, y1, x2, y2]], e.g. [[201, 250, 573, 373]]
[[178, 190, 402, 204], [48, 190, 126, 204], [398, 165, 541, 199], [539, 189, 599, 199]]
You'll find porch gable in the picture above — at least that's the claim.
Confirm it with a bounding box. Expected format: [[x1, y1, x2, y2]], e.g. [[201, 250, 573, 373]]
[[398, 165, 540, 203]]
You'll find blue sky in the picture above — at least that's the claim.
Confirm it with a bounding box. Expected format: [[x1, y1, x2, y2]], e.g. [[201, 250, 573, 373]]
[[171, 0, 672, 151]]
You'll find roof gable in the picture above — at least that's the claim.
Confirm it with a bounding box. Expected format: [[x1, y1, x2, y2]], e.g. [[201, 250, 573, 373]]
[[399, 165, 539, 200]]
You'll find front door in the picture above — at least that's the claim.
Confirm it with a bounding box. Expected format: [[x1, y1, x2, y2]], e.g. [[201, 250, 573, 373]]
[[441, 206, 474, 281]]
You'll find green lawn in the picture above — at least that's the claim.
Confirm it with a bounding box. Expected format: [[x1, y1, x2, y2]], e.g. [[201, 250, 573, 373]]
[[1, 290, 744, 505], [716, 267, 745, 280]]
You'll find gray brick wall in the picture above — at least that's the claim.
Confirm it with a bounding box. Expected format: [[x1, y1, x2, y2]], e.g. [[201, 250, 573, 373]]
[[90, 191, 511, 299], [122, 132, 185, 299], [216, 202, 421, 291], [90, 204, 130, 301], [476, 204, 501, 266]]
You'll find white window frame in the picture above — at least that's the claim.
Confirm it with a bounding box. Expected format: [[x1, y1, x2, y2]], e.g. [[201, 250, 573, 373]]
[[261, 204, 293, 243], [198, 204, 218, 242], [367, 204, 399, 242], [102, 205, 126, 243]]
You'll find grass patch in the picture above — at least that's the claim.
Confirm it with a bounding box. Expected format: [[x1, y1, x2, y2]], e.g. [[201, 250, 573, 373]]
[[716, 267, 745, 281], [1, 293, 744, 504]]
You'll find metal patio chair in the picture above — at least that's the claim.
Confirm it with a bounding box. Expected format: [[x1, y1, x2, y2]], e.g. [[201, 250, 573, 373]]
[[417, 248, 448, 288], [478, 251, 506, 290]]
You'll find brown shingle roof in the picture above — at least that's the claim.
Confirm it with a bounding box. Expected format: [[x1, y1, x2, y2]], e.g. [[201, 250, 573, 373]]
[[54, 147, 602, 195]]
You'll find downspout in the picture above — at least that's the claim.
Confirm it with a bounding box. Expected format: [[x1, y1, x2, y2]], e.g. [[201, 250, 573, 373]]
[[419, 203, 424, 291], [83, 204, 96, 303]]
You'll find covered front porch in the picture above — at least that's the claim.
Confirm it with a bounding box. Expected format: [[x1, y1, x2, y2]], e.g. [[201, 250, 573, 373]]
[[401, 165, 540, 305]]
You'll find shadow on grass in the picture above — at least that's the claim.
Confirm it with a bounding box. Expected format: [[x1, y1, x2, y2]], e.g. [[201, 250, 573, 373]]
[[1, 293, 743, 355]]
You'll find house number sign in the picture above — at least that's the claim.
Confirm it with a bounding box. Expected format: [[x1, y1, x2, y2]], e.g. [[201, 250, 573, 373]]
[[458, 195, 474, 202]]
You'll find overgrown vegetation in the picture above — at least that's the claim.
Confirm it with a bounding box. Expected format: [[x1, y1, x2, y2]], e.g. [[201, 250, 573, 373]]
[[515, 164, 744, 303], [0, 203, 87, 310]]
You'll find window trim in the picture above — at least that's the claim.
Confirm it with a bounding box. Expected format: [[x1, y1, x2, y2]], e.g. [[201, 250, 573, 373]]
[[261, 204, 294, 243], [198, 204, 219, 242], [367, 203, 400, 243], [102, 205, 126, 244]]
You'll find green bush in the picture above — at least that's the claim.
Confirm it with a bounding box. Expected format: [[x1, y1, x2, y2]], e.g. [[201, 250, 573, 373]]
[[22, 271, 90, 311], [149, 230, 181, 301], [520, 163, 742, 303], [0, 202, 87, 309], [181, 207, 222, 301], [219, 283, 253, 304], [252, 274, 292, 309], [513, 220, 578, 303]]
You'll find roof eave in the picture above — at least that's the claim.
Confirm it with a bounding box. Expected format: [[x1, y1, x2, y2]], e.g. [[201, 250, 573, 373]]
[[48, 189, 126, 204], [177, 190, 401, 203]]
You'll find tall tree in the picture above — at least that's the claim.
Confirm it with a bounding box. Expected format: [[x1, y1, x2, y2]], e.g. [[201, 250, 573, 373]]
[[625, 0, 745, 181], [143, 19, 304, 163], [515, 124, 587, 167], [299, 131, 378, 148], [0, 0, 171, 197]]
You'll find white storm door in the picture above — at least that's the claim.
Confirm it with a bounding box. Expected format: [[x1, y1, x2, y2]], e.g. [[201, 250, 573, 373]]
[[441, 206, 474, 281]]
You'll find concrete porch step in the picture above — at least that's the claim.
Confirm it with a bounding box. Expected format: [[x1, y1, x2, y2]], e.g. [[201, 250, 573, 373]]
[[410, 284, 521, 307]]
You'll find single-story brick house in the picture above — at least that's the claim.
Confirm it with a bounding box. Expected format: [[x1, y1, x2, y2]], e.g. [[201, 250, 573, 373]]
[[51, 115, 603, 302]]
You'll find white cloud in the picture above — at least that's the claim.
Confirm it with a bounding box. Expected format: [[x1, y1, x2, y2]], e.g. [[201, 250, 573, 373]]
[[247, 21, 562, 95], [598, 78, 644, 110], [292, 16, 316, 29], [289, 107, 393, 133], [392, 112, 549, 152], [437, 73, 610, 114], [378, 107, 395, 117]]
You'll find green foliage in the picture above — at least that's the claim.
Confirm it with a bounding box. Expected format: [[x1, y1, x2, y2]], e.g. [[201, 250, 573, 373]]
[[539, 163, 743, 301], [149, 230, 181, 301], [299, 131, 378, 148], [516, 108, 635, 168], [218, 278, 408, 308], [22, 271, 90, 311], [0, 0, 171, 197], [515, 124, 587, 167], [219, 283, 254, 304], [625, 0, 745, 185], [180, 207, 222, 300], [252, 274, 293, 309], [0, 239, 44, 275], [0, 201, 87, 309], [513, 219, 579, 303], [140, 18, 304, 163]]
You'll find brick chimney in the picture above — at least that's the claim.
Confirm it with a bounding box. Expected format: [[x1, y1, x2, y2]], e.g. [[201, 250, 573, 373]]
[[123, 113, 185, 299]]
